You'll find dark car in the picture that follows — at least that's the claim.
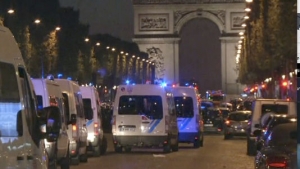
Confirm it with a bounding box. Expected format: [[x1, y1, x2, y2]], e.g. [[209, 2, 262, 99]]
[[203, 107, 223, 132], [259, 115, 297, 142], [223, 111, 251, 139], [254, 123, 297, 169]]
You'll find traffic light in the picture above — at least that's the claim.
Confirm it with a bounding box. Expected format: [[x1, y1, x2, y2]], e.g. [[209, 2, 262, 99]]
[[282, 80, 288, 87]]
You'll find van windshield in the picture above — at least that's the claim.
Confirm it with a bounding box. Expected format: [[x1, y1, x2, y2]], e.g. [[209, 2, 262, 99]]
[[0, 62, 21, 137], [118, 96, 163, 119], [174, 97, 194, 118]]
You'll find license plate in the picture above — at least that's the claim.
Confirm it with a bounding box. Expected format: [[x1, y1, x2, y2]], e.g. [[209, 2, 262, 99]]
[[204, 124, 213, 127], [119, 127, 135, 132]]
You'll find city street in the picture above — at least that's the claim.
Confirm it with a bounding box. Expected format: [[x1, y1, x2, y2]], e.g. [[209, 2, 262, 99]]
[[70, 133, 254, 169]]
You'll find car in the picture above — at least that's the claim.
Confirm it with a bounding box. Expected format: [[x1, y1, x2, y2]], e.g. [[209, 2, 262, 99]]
[[111, 84, 179, 153], [219, 107, 231, 119], [169, 86, 204, 148], [32, 77, 70, 169], [247, 99, 296, 156], [203, 107, 223, 132], [223, 111, 251, 139], [254, 123, 297, 169], [256, 114, 297, 147], [0, 25, 60, 169]]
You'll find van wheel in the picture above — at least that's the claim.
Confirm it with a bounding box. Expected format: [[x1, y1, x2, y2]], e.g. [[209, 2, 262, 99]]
[[224, 134, 231, 140], [100, 136, 107, 155], [247, 138, 256, 156], [60, 149, 70, 169], [163, 139, 171, 153], [93, 144, 101, 157], [79, 149, 88, 163], [115, 146, 123, 153], [124, 147, 132, 153], [193, 139, 200, 148], [199, 134, 204, 147], [171, 139, 179, 152], [70, 155, 79, 165]]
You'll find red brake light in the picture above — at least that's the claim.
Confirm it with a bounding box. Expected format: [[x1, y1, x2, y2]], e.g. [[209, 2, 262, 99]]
[[225, 120, 230, 125], [72, 125, 77, 131], [267, 156, 288, 168], [141, 115, 148, 121]]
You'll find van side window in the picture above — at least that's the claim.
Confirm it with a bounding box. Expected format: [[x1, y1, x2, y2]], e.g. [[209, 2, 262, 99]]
[[0, 62, 19, 102], [74, 92, 85, 118], [18, 67, 40, 146], [49, 96, 58, 107], [36, 95, 43, 110], [174, 96, 194, 118], [0, 62, 21, 137], [261, 104, 288, 116], [62, 93, 70, 122]]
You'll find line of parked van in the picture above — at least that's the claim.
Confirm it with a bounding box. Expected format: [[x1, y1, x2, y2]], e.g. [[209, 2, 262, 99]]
[[0, 26, 107, 169]]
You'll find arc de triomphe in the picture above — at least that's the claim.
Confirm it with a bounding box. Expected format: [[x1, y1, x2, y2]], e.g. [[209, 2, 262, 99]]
[[132, 0, 246, 96]]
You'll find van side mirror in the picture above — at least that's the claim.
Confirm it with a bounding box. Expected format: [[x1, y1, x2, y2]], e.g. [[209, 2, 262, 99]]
[[253, 129, 262, 137], [84, 107, 93, 120], [69, 114, 77, 125], [41, 106, 62, 142]]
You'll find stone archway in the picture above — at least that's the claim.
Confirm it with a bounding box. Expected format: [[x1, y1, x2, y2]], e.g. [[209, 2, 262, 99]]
[[178, 17, 221, 95], [132, 1, 246, 96]]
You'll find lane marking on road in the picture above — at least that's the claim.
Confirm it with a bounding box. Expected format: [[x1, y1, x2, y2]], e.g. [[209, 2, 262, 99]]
[[153, 154, 166, 157]]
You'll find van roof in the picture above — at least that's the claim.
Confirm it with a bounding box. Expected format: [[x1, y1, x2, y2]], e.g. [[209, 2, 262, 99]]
[[117, 84, 166, 95], [168, 86, 196, 96], [0, 26, 25, 65]]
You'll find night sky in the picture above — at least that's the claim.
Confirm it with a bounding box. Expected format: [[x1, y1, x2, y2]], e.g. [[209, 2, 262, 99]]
[[59, 0, 134, 42]]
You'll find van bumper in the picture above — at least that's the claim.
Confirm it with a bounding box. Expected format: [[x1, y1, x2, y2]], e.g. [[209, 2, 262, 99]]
[[178, 132, 199, 142], [44, 140, 56, 160], [113, 135, 168, 147], [87, 134, 99, 150]]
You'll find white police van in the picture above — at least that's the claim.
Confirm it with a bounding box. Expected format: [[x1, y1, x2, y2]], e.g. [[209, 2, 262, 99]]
[[80, 86, 107, 156], [31, 77, 70, 169], [55, 79, 88, 164], [247, 99, 297, 156], [169, 86, 204, 148], [112, 84, 179, 153], [0, 26, 61, 168]]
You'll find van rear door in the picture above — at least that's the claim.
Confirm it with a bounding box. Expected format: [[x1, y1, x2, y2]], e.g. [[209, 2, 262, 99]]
[[116, 95, 164, 135], [174, 96, 196, 133]]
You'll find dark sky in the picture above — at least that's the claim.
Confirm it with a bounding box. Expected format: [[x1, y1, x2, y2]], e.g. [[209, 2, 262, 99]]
[[59, 0, 134, 42]]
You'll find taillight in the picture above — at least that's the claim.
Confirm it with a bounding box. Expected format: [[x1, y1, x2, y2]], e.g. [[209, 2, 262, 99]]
[[267, 156, 288, 168], [225, 120, 231, 126], [94, 122, 99, 135], [72, 125, 77, 138]]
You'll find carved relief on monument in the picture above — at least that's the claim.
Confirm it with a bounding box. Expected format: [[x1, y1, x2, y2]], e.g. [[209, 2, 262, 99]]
[[139, 14, 169, 31], [230, 12, 245, 30], [132, 0, 244, 4], [146, 47, 165, 79], [174, 9, 225, 26]]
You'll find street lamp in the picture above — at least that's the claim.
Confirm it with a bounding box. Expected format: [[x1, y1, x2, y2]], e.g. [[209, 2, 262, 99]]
[[7, 9, 14, 14], [96, 42, 100, 46], [244, 16, 249, 20], [34, 19, 41, 24], [55, 27, 61, 31]]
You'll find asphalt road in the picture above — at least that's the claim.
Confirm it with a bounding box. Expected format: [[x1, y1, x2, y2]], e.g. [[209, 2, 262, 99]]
[[70, 133, 254, 169]]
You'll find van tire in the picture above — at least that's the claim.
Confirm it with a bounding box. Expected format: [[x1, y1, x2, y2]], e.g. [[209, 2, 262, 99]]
[[93, 144, 101, 157], [193, 139, 200, 148], [115, 146, 123, 153], [60, 149, 70, 169], [163, 138, 172, 153], [199, 134, 204, 147], [70, 156, 79, 165], [100, 136, 107, 155], [171, 138, 179, 152], [247, 138, 256, 156], [224, 134, 231, 140], [48, 145, 57, 169], [79, 150, 88, 163], [124, 147, 132, 153]]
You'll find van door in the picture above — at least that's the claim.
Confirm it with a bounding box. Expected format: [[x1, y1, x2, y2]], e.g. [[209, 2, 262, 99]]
[[18, 67, 47, 168], [116, 95, 164, 135], [174, 96, 196, 133]]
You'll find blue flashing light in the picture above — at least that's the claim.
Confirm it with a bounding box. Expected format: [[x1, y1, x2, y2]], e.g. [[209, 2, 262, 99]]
[[161, 82, 167, 87], [132, 83, 136, 85], [185, 83, 189, 86], [67, 77, 72, 80], [89, 83, 93, 86], [57, 73, 63, 79], [125, 80, 130, 85]]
